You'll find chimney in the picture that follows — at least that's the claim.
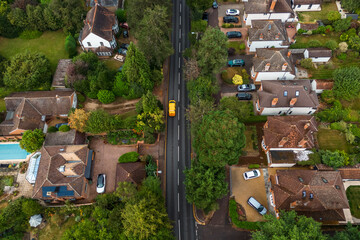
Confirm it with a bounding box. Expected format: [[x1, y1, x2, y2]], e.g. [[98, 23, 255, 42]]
[[282, 63, 288, 71], [275, 34, 279, 40], [270, 0, 277, 12], [287, 51, 291, 57], [265, 63, 271, 71], [298, 137, 308, 148], [304, 122, 310, 130], [290, 97, 297, 106], [87, 20, 91, 30], [264, 121, 269, 128], [271, 98, 278, 106], [259, 33, 264, 40], [278, 137, 288, 147]]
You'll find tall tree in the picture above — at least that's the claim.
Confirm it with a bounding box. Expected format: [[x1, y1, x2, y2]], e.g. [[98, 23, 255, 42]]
[[341, 0, 360, 12], [194, 110, 246, 167], [197, 27, 228, 75], [252, 211, 326, 240], [3, 51, 51, 90], [19, 129, 45, 153], [184, 161, 228, 212], [187, 75, 219, 104], [137, 5, 173, 68], [219, 97, 253, 122], [68, 108, 90, 133], [333, 67, 360, 100], [331, 223, 360, 240], [187, 0, 213, 12], [186, 99, 214, 136]]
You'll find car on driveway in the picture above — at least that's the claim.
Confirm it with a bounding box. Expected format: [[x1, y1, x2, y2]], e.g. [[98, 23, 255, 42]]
[[118, 48, 127, 56], [228, 59, 245, 67], [247, 197, 267, 215], [212, 1, 218, 9], [243, 170, 261, 180], [226, 31, 242, 38], [226, 9, 240, 16], [96, 174, 106, 194], [236, 93, 252, 100], [237, 84, 256, 92], [223, 16, 239, 23]]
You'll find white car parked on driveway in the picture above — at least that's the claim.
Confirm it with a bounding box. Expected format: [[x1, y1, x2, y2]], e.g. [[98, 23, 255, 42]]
[[226, 9, 240, 16], [243, 170, 261, 180]]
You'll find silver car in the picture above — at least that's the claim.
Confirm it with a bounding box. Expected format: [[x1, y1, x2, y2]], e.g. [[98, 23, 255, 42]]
[[96, 174, 106, 194], [248, 197, 267, 215], [237, 84, 256, 92]]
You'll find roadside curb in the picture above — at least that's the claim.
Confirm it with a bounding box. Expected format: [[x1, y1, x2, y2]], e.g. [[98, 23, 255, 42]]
[[193, 203, 206, 225]]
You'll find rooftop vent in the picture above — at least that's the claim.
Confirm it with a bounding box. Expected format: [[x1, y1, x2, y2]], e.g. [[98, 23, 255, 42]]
[[298, 177, 304, 183], [321, 177, 328, 183], [335, 185, 340, 190], [265, 63, 271, 71]]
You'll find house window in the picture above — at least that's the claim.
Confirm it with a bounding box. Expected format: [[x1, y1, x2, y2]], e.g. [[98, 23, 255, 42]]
[[87, 42, 91, 46], [295, 91, 300, 97], [298, 177, 304, 183], [297, 5, 301, 8], [288, 111, 293, 115], [308, 4, 312, 9], [263, 13, 267, 15], [335, 185, 340, 190], [278, 111, 282, 115], [100, 42, 104, 46], [308, 111, 312, 114], [46, 191, 52, 196], [284, 91, 288, 96]]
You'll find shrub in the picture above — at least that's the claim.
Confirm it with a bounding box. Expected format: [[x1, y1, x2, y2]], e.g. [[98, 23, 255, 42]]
[[330, 121, 348, 132], [308, 40, 322, 48], [19, 30, 42, 39], [118, 152, 139, 163], [115, 9, 126, 22], [59, 125, 70, 132], [300, 58, 313, 69], [239, 43, 246, 50], [248, 164, 260, 169], [228, 48, 236, 56], [337, 53, 347, 60], [340, 33, 349, 41], [325, 25, 333, 33], [65, 34, 77, 58], [316, 100, 349, 122], [333, 18, 351, 32], [339, 42, 348, 52], [297, 28, 306, 34], [327, 11, 341, 22], [47, 126, 58, 133], [321, 90, 335, 103], [77, 93, 86, 103], [306, 30, 313, 35], [321, 150, 351, 169], [97, 90, 115, 104], [325, 40, 338, 50]]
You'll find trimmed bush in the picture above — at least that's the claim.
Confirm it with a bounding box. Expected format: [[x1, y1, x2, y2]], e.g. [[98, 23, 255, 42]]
[[59, 125, 70, 132], [47, 126, 58, 133], [248, 164, 260, 169], [300, 58, 313, 69], [308, 40, 322, 48], [118, 152, 140, 163], [325, 40, 337, 50], [65, 34, 77, 58], [97, 90, 116, 104], [297, 28, 306, 34]]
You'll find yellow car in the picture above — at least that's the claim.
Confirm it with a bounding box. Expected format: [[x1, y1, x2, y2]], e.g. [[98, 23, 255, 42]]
[[169, 100, 176, 117]]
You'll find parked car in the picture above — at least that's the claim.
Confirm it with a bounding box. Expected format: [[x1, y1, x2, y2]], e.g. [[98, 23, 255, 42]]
[[118, 48, 127, 56], [55, 123, 68, 129], [236, 93, 252, 100], [202, 12, 209, 22], [226, 9, 240, 16], [223, 16, 239, 23], [237, 84, 256, 92], [96, 174, 106, 194], [228, 59, 245, 67], [243, 170, 261, 180], [212, 1, 218, 9], [120, 43, 129, 49], [226, 31, 242, 38], [247, 197, 267, 215]]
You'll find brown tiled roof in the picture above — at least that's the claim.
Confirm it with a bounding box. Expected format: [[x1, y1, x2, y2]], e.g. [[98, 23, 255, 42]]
[[339, 168, 360, 180], [307, 48, 332, 58], [264, 116, 318, 149], [245, 0, 293, 14], [249, 20, 289, 43], [0, 90, 74, 135], [253, 48, 294, 73], [81, 4, 117, 42], [294, 0, 321, 4], [258, 80, 319, 108], [45, 130, 86, 146], [300, 23, 319, 31], [116, 162, 146, 185], [315, 79, 334, 90], [32, 145, 89, 200], [272, 170, 349, 222]]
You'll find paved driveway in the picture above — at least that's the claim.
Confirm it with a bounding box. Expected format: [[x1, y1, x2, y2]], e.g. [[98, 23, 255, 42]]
[[230, 166, 267, 222], [228, 54, 254, 74], [218, 3, 242, 18], [87, 137, 137, 201]]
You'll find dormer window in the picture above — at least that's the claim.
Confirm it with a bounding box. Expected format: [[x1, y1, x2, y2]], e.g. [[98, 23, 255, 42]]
[[295, 91, 300, 97]]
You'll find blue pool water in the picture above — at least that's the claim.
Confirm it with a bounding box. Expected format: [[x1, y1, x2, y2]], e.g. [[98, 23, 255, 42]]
[[0, 144, 30, 160]]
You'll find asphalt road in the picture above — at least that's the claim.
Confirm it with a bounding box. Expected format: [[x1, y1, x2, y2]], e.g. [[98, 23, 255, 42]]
[[166, 0, 196, 239]]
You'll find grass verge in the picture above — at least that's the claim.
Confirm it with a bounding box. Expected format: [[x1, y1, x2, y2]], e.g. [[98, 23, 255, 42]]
[[346, 186, 360, 218]]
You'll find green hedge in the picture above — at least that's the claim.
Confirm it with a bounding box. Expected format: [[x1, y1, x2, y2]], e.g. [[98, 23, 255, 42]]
[[59, 125, 70, 132], [47, 126, 58, 133], [118, 151, 139, 163], [248, 164, 260, 169], [243, 115, 268, 123], [229, 199, 260, 230]]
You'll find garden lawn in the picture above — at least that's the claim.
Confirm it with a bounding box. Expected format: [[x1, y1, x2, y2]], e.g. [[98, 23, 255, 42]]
[[317, 129, 352, 153], [103, 58, 123, 71], [298, 2, 338, 22], [294, 32, 341, 45], [37, 216, 75, 240], [346, 186, 360, 219], [243, 126, 258, 156], [227, 41, 246, 55], [0, 30, 68, 73]]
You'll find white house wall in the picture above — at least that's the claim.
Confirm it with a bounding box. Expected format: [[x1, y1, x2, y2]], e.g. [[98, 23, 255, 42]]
[[249, 40, 287, 52], [260, 107, 316, 115], [293, 4, 321, 11], [311, 57, 331, 63], [82, 33, 111, 49], [244, 13, 292, 26], [269, 163, 296, 167], [254, 72, 295, 82]]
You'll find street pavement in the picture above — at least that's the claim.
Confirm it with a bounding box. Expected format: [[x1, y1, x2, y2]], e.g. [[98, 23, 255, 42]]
[[166, 0, 196, 239]]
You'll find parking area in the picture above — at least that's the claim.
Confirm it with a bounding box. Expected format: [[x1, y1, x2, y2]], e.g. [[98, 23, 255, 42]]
[[218, 3, 242, 18], [221, 27, 248, 43], [87, 137, 137, 201], [228, 54, 254, 74], [230, 166, 267, 222]]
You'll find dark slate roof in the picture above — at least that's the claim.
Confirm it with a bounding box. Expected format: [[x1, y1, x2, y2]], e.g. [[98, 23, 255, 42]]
[[45, 130, 86, 146], [32, 145, 89, 200], [116, 162, 146, 185], [245, 0, 293, 14], [294, 0, 321, 4], [307, 48, 332, 58], [258, 80, 319, 108], [81, 4, 117, 41], [249, 20, 289, 43], [253, 48, 294, 73], [271, 170, 349, 222], [263, 116, 318, 149]]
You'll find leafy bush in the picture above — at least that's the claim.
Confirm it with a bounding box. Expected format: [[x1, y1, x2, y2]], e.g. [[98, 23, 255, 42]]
[[65, 34, 77, 58], [20, 129, 45, 153], [306, 30, 313, 35], [145, 156, 157, 177], [327, 11, 341, 22], [321, 150, 351, 169], [191, 20, 207, 32], [19, 30, 42, 39], [59, 125, 70, 132], [300, 58, 313, 69], [77, 93, 86, 103], [337, 52, 347, 60], [239, 43, 246, 50], [118, 151, 140, 163], [339, 42, 348, 52], [340, 33, 349, 41], [97, 90, 115, 104], [228, 48, 236, 56], [248, 164, 259, 169], [316, 100, 349, 122], [321, 90, 335, 103], [47, 126, 58, 133], [297, 28, 306, 34], [308, 40, 322, 48], [333, 18, 351, 32], [115, 9, 126, 22], [243, 115, 268, 123], [330, 121, 348, 132], [325, 40, 337, 50]]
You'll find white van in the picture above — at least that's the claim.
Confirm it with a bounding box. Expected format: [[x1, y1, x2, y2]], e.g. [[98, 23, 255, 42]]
[[247, 197, 267, 215]]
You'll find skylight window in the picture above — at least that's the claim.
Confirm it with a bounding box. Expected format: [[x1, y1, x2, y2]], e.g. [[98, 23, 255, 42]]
[[298, 177, 304, 183], [321, 177, 328, 183], [295, 91, 300, 97], [284, 91, 288, 97]]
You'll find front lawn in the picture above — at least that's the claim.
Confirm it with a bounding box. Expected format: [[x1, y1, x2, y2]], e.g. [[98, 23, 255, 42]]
[[316, 128, 352, 153], [0, 30, 68, 73], [297, 2, 338, 22], [36, 215, 76, 240], [346, 186, 360, 218]]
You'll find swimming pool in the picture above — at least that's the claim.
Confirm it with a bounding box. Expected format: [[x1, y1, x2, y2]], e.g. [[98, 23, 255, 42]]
[[0, 143, 30, 160]]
